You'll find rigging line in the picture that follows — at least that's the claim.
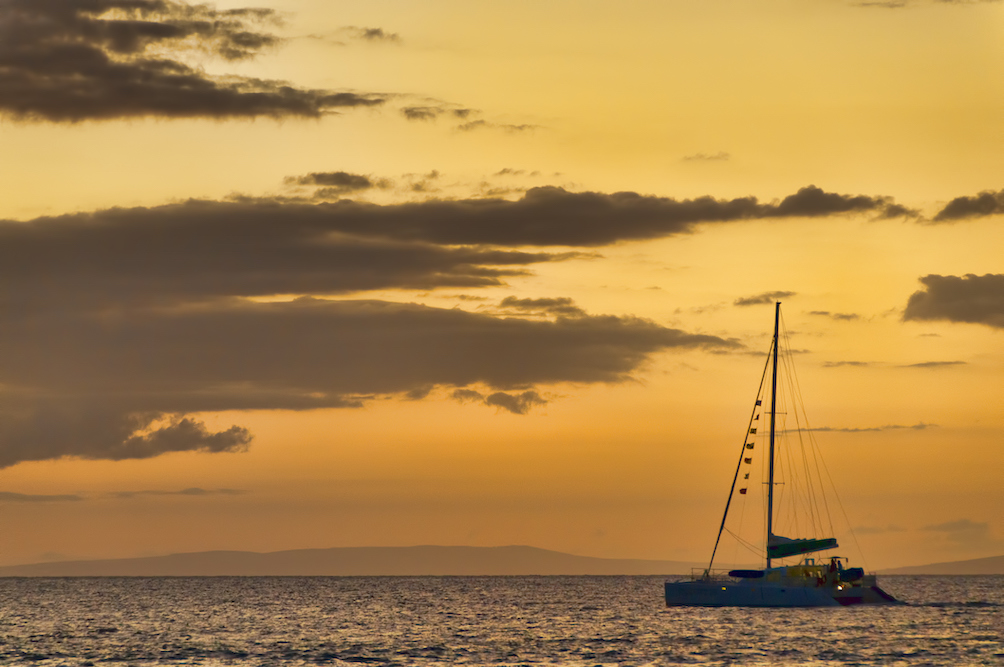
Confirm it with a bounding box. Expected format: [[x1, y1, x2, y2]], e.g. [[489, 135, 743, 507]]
[[786, 352, 822, 534], [777, 315, 814, 533], [808, 429, 836, 538], [814, 437, 871, 572], [724, 528, 765, 559], [781, 314, 835, 539], [779, 312, 830, 537], [706, 338, 772, 572]]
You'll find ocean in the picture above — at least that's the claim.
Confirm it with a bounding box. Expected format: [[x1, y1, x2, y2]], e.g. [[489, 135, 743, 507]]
[[0, 575, 1000, 666]]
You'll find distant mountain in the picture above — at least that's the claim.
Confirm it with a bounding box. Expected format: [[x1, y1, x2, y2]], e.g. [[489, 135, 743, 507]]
[[0, 546, 702, 577], [882, 554, 1004, 575]]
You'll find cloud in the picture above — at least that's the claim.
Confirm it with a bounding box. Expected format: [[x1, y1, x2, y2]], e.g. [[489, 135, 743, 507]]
[[682, 152, 730, 161], [903, 274, 1004, 328], [401, 106, 476, 121], [0, 0, 385, 122], [922, 519, 988, 533], [898, 361, 966, 368], [854, 1, 909, 7], [457, 120, 538, 133], [933, 189, 1004, 221], [112, 487, 246, 499], [809, 310, 860, 321], [245, 185, 905, 248], [485, 391, 547, 415], [14, 186, 914, 266], [451, 389, 486, 403], [0, 491, 84, 503], [0, 202, 576, 308], [921, 519, 992, 544], [342, 26, 400, 43], [499, 296, 586, 318], [0, 297, 740, 468], [285, 172, 375, 191], [402, 106, 441, 121], [734, 291, 797, 306], [822, 361, 871, 367], [770, 185, 915, 218], [284, 171, 393, 196], [790, 422, 933, 433], [0, 409, 252, 469], [450, 389, 548, 415]]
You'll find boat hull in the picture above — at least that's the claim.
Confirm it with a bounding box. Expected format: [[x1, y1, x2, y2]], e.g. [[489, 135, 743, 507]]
[[664, 580, 900, 607]]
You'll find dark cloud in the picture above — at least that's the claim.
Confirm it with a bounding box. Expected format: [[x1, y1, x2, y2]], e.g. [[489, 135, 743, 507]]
[[402, 106, 442, 121], [8, 179, 921, 468], [0, 297, 739, 467], [0, 202, 574, 308], [17, 185, 911, 261], [734, 291, 797, 306], [809, 310, 860, 321], [112, 487, 246, 499], [285, 171, 391, 194], [771, 185, 915, 218], [450, 389, 548, 415], [932, 189, 1004, 221], [822, 361, 871, 367], [343, 26, 400, 42], [0, 0, 385, 121], [258, 185, 905, 248], [499, 296, 586, 318], [401, 105, 476, 121], [903, 274, 1004, 328], [450, 389, 485, 403], [457, 120, 538, 133], [0, 491, 84, 503], [682, 152, 730, 161], [922, 519, 988, 533], [898, 360, 966, 368], [0, 408, 252, 469], [485, 391, 547, 415], [791, 422, 932, 433], [879, 202, 920, 219], [854, 1, 909, 7], [921, 519, 993, 545]]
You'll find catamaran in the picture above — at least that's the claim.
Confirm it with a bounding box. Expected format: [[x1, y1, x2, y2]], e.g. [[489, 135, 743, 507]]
[[664, 302, 899, 607]]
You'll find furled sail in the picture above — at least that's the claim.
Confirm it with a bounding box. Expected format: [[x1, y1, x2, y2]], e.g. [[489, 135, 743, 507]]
[[767, 533, 838, 559]]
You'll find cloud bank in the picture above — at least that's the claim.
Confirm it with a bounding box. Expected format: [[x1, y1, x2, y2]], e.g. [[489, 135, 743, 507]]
[[0, 179, 923, 468], [0, 188, 745, 471]]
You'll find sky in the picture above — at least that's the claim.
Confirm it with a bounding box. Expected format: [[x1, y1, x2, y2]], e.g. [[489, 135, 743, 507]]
[[0, 0, 1002, 571]]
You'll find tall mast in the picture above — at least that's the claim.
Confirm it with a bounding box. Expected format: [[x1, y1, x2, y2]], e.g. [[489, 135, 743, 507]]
[[766, 301, 780, 568]]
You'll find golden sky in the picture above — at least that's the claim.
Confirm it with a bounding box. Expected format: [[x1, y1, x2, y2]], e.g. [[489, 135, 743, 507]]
[[0, 0, 1002, 570]]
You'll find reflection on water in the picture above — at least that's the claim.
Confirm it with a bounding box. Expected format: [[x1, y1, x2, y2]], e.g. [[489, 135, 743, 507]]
[[0, 575, 1000, 665]]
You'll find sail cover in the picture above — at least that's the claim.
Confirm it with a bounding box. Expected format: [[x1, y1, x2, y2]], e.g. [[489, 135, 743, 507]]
[[767, 533, 838, 559]]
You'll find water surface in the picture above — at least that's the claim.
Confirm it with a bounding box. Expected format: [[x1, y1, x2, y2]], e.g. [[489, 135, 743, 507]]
[[0, 575, 1000, 665]]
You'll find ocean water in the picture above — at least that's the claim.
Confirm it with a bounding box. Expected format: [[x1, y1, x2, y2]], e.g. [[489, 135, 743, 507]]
[[0, 575, 1000, 666]]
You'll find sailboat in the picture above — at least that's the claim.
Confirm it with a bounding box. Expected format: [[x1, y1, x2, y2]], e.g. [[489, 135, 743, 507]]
[[664, 302, 900, 607]]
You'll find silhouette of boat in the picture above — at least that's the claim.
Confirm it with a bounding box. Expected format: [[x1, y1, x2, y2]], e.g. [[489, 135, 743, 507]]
[[664, 302, 900, 606]]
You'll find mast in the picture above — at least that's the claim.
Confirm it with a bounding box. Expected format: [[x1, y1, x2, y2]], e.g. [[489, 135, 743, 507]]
[[766, 301, 780, 568]]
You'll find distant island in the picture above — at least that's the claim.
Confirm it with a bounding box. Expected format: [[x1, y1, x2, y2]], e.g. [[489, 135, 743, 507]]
[[881, 554, 1004, 575], [0, 546, 703, 577], [2, 546, 999, 577]]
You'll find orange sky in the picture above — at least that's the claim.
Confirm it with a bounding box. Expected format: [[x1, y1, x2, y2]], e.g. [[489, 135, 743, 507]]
[[0, 0, 1001, 570]]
